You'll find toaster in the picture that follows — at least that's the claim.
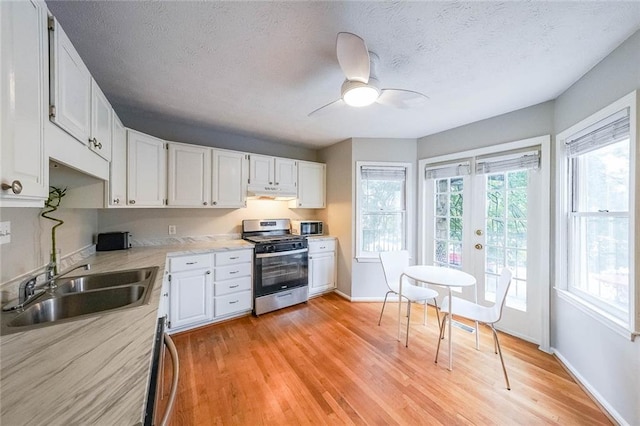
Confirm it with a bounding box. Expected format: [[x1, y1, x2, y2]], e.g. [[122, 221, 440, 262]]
[[96, 232, 131, 251]]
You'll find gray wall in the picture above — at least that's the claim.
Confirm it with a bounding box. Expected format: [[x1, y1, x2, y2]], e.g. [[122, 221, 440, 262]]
[[551, 30, 640, 425], [317, 139, 352, 297]]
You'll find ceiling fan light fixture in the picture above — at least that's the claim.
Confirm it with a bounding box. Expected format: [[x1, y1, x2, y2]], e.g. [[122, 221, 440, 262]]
[[341, 80, 380, 107]]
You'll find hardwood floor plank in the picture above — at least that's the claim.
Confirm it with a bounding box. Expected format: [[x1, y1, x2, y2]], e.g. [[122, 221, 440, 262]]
[[167, 293, 611, 425]]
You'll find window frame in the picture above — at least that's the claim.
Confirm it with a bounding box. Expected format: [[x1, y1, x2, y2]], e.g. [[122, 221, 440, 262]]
[[355, 161, 413, 262], [555, 90, 639, 340]]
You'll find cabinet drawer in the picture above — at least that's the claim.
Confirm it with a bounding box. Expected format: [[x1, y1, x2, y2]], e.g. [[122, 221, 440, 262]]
[[214, 276, 252, 296], [215, 291, 252, 317], [168, 254, 212, 272], [309, 239, 336, 254], [215, 250, 253, 266], [215, 262, 251, 281]]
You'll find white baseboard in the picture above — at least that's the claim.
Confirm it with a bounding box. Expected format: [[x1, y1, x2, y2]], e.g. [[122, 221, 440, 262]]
[[552, 348, 627, 425]]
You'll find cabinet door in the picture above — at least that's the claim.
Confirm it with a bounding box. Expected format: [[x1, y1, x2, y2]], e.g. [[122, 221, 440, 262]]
[[167, 143, 210, 206], [275, 158, 297, 192], [309, 252, 336, 295], [249, 154, 273, 186], [212, 149, 247, 208], [169, 269, 213, 330], [295, 161, 325, 208], [108, 112, 127, 206], [0, 0, 47, 205], [49, 18, 91, 144], [127, 130, 166, 206], [89, 80, 112, 161]]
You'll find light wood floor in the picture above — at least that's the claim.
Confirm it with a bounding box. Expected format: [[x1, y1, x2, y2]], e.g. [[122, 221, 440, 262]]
[[167, 293, 611, 425]]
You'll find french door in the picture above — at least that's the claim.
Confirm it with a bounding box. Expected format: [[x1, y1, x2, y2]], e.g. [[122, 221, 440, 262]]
[[420, 137, 550, 346]]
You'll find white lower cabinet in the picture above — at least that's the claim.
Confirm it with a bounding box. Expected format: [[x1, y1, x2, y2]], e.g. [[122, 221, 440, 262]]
[[167, 253, 213, 331], [166, 249, 252, 332], [213, 250, 253, 318], [308, 239, 337, 297]]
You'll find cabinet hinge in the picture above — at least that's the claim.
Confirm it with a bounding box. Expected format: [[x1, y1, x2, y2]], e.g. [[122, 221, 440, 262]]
[[49, 105, 56, 118], [247, 178, 251, 184], [164, 199, 168, 205], [167, 320, 171, 328], [168, 275, 172, 282], [47, 16, 55, 31]]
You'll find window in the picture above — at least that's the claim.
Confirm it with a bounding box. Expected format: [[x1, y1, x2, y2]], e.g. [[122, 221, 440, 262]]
[[557, 93, 638, 337], [356, 162, 411, 259]]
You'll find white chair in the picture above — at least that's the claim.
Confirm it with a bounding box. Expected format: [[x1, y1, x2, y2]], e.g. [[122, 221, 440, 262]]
[[435, 267, 513, 389], [378, 251, 440, 347]]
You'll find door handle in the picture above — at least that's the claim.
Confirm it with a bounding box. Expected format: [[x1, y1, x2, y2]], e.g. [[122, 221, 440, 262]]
[[475, 243, 483, 250]]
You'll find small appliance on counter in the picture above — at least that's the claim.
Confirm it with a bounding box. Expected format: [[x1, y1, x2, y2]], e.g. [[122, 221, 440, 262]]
[[96, 232, 131, 251], [291, 220, 323, 236]]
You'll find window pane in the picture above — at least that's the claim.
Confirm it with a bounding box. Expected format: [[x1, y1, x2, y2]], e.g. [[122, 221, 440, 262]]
[[574, 139, 629, 212], [571, 215, 629, 317], [361, 212, 405, 252], [432, 177, 464, 269]]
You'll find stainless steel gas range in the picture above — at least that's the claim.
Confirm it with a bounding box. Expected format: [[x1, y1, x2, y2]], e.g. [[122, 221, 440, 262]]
[[242, 219, 309, 315]]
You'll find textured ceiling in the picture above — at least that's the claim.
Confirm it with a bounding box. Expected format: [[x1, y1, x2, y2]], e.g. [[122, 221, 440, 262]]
[[46, 1, 640, 149]]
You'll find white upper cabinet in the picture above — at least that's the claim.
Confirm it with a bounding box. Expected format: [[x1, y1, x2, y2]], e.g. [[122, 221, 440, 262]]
[[211, 149, 247, 208], [49, 17, 91, 144], [167, 142, 211, 207], [248, 154, 297, 196], [89, 80, 112, 161], [291, 161, 325, 209], [108, 112, 126, 206], [0, 0, 48, 206], [127, 129, 166, 206], [275, 157, 297, 193]]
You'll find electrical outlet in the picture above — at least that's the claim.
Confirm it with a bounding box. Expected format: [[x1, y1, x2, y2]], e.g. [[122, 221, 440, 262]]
[[168, 225, 176, 235], [0, 221, 10, 244]]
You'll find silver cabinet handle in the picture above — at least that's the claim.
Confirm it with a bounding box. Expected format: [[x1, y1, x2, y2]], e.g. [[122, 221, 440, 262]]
[[229, 271, 239, 275], [206, 270, 211, 275], [229, 284, 239, 289], [113, 198, 120, 204], [186, 262, 197, 265], [1, 180, 23, 194], [229, 256, 239, 260], [89, 137, 102, 149], [203, 202, 208, 206], [229, 300, 239, 304], [212, 201, 217, 205], [161, 333, 179, 426], [129, 199, 136, 205]]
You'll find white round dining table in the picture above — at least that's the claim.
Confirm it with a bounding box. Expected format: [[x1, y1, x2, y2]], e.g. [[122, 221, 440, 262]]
[[400, 265, 477, 371]]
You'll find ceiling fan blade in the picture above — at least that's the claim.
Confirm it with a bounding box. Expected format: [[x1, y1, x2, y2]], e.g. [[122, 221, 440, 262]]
[[308, 98, 344, 117], [336, 32, 370, 83], [377, 89, 429, 109]]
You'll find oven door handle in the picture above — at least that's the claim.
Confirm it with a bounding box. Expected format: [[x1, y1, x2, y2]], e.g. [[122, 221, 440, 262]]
[[256, 248, 308, 259]]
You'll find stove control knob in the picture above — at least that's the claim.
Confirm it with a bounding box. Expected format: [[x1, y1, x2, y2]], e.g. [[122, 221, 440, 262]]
[[266, 245, 275, 253]]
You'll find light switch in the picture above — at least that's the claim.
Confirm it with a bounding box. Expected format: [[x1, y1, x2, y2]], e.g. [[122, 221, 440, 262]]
[[0, 221, 10, 245]]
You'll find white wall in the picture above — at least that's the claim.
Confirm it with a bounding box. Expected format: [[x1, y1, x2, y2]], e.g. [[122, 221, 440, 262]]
[[551, 30, 640, 425], [98, 200, 320, 239], [0, 207, 97, 285]]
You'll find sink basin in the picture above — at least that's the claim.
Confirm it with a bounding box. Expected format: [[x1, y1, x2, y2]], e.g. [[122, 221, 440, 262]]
[[8, 285, 146, 327], [55, 268, 156, 294], [1, 266, 158, 334]]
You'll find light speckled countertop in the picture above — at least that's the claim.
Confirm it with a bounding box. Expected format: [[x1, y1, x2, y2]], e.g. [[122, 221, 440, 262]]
[[0, 240, 253, 426]]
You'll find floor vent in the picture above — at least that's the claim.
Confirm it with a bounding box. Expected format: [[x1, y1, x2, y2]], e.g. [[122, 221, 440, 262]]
[[452, 320, 475, 333]]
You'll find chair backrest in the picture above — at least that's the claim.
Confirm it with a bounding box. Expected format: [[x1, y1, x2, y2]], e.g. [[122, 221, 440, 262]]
[[379, 250, 410, 293], [490, 268, 513, 323]]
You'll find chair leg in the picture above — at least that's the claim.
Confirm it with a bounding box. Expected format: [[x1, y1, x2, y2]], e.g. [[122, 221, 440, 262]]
[[423, 300, 427, 325], [378, 291, 392, 326], [405, 300, 411, 347], [491, 325, 511, 390], [433, 298, 441, 331], [434, 313, 447, 364]]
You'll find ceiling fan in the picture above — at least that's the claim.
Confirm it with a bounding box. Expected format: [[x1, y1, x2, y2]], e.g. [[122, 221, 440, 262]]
[[308, 32, 429, 117]]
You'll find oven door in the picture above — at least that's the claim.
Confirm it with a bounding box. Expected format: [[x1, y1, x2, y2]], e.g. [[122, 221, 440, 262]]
[[254, 248, 308, 297]]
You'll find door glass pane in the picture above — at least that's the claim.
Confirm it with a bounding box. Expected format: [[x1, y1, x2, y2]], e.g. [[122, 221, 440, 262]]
[[484, 171, 528, 310], [433, 177, 463, 269]]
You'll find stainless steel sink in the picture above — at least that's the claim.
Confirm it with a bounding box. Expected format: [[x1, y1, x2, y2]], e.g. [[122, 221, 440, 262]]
[[1, 266, 158, 334], [55, 268, 156, 294]]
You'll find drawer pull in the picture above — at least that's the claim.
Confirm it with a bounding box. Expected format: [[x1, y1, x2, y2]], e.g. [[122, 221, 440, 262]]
[[229, 256, 239, 260], [229, 300, 239, 304], [186, 262, 198, 265], [229, 285, 239, 289], [229, 271, 239, 275], [320, 246, 326, 249]]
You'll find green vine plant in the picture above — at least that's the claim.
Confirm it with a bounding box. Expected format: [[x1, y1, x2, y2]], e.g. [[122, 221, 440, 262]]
[[41, 186, 67, 274]]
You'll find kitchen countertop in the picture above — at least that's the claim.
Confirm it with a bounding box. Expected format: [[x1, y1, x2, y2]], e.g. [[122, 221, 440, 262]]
[[306, 235, 336, 242], [0, 240, 253, 425]]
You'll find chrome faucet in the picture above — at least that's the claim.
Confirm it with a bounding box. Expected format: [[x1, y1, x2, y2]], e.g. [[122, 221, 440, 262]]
[[4, 263, 91, 311]]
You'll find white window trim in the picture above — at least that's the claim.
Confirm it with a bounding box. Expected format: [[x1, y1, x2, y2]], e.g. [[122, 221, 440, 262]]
[[355, 161, 414, 262], [555, 90, 639, 341]]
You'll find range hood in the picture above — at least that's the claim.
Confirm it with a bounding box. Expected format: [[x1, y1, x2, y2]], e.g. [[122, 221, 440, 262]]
[[247, 183, 297, 201]]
